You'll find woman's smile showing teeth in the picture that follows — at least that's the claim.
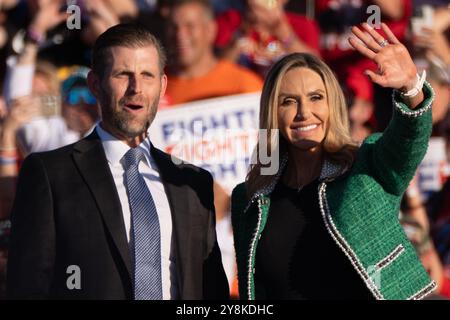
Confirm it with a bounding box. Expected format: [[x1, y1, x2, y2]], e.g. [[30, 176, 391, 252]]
[[296, 124, 318, 132], [291, 123, 320, 137]]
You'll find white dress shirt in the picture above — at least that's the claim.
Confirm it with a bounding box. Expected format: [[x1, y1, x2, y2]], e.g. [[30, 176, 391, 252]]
[[96, 124, 179, 300]]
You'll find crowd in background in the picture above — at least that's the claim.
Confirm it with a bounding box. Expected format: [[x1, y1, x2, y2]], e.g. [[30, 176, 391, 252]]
[[0, 0, 449, 299]]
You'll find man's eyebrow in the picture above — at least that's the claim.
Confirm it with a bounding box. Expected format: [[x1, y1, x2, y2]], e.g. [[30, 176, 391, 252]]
[[111, 69, 156, 77], [141, 70, 156, 77]]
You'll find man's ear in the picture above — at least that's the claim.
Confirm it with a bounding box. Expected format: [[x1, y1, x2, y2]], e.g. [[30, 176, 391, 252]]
[[160, 74, 168, 99], [87, 71, 101, 98]]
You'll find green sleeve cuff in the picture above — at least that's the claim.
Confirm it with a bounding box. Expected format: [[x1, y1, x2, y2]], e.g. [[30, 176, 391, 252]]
[[392, 81, 435, 118]]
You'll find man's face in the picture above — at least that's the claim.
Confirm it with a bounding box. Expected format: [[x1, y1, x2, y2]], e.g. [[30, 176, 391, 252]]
[[167, 3, 216, 69], [89, 45, 167, 139]]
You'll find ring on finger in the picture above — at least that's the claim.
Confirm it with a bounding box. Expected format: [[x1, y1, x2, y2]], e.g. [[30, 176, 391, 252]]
[[379, 39, 389, 47]]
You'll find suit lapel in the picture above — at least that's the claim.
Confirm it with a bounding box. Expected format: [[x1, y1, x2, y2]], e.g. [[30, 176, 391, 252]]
[[150, 146, 192, 298], [72, 131, 132, 279]]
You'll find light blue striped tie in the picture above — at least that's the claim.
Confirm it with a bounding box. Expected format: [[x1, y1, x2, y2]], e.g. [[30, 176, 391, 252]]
[[123, 147, 162, 300]]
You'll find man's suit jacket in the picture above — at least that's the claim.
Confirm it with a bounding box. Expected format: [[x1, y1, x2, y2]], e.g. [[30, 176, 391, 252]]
[[6, 131, 229, 299]]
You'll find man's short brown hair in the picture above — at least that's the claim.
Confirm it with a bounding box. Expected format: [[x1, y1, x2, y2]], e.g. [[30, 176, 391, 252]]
[[91, 24, 167, 78]]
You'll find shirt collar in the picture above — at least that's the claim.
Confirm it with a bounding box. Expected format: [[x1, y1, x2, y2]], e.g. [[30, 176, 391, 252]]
[[95, 123, 153, 168]]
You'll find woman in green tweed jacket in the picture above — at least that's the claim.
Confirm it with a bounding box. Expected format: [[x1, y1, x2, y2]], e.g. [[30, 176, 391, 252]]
[[231, 23, 436, 300]]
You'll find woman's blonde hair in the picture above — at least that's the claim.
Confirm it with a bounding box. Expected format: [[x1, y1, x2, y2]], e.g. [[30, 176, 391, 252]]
[[246, 53, 358, 197]]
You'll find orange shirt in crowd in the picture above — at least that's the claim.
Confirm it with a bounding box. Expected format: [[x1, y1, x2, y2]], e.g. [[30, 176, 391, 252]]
[[164, 59, 263, 106]]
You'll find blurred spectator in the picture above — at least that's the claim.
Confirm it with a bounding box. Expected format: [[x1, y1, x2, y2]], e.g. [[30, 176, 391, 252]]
[[137, 0, 245, 44], [407, 3, 450, 204], [410, 4, 449, 124], [3, 0, 140, 69], [215, 0, 320, 77], [343, 84, 375, 144], [136, 0, 158, 12], [4, 59, 79, 155], [401, 214, 450, 299], [349, 99, 374, 144], [0, 0, 20, 81], [210, 0, 244, 14], [340, 81, 375, 144], [5, 0, 91, 67], [412, 135, 449, 205], [0, 0, 19, 10], [136, 0, 174, 47], [413, 0, 449, 8], [411, 8, 450, 67], [165, 0, 262, 295], [428, 179, 450, 287], [285, 0, 315, 16], [81, 0, 139, 47], [165, 0, 263, 105], [404, 174, 431, 234], [60, 66, 99, 137], [0, 61, 80, 220], [0, 1, 103, 298], [0, 91, 13, 299], [0, 1, 87, 221], [316, 0, 413, 131], [404, 5, 450, 295], [0, 96, 38, 215], [101, 0, 138, 19]]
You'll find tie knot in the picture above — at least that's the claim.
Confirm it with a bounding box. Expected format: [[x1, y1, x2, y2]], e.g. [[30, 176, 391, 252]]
[[123, 147, 145, 169]]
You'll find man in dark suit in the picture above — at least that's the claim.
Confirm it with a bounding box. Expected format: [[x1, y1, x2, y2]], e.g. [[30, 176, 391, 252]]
[[6, 24, 229, 300]]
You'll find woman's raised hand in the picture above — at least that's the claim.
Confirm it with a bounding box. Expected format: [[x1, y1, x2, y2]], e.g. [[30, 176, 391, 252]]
[[349, 23, 419, 92]]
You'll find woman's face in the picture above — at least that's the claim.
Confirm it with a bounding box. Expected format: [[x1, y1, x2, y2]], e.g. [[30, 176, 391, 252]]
[[277, 67, 329, 152]]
